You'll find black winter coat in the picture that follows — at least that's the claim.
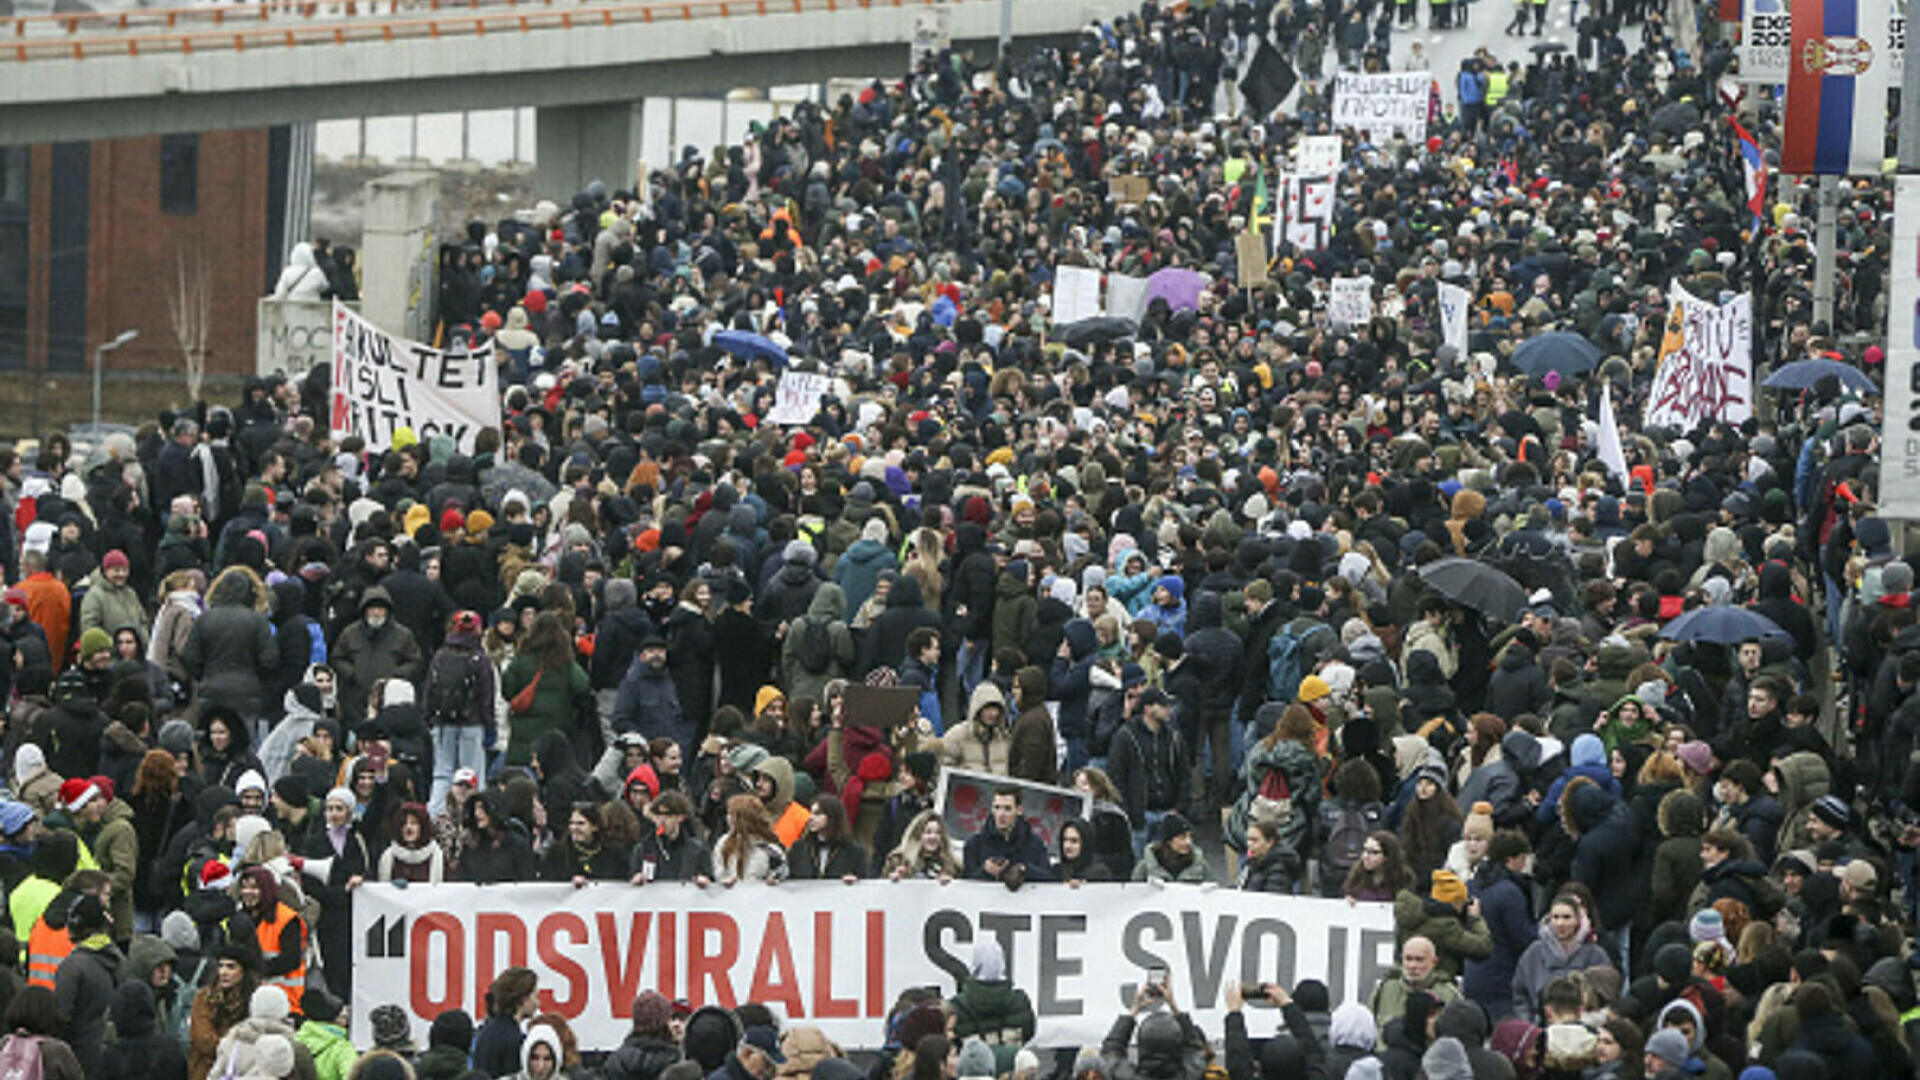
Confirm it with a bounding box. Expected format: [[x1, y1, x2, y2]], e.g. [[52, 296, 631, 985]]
[[1565, 784, 1637, 933]]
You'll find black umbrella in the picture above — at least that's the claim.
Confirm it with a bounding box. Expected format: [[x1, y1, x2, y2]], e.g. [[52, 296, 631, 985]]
[[1648, 101, 1702, 139], [1056, 316, 1139, 347], [1509, 332, 1601, 379], [1529, 41, 1568, 55], [1416, 558, 1529, 623]]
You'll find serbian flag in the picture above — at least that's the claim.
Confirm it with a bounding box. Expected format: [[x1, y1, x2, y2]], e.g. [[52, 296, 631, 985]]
[[1781, 0, 1891, 176], [1731, 118, 1768, 230]]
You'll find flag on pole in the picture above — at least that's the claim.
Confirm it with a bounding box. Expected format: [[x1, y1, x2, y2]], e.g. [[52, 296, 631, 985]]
[[1781, 0, 1891, 175], [1240, 40, 1298, 119], [1248, 164, 1269, 235], [1596, 383, 1630, 486], [1730, 118, 1768, 231]]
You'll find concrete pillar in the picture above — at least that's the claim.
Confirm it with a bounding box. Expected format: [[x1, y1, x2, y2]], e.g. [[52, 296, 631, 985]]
[[360, 171, 441, 342], [536, 100, 643, 197]]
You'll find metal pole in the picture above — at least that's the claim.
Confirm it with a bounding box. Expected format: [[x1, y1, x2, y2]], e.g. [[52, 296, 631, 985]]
[[91, 342, 102, 431], [1814, 173, 1839, 328], [998, 0, 1011, 63]]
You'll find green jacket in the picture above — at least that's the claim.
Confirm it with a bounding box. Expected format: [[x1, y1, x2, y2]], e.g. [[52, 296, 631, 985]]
[[297, 1020, 358, 1080], [500, 655, 591, 767], [950, 977, 1038, 1073]]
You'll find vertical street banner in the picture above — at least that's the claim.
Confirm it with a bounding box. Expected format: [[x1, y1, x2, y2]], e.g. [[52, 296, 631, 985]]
[[1642, 284, 1754, 431], [1781, 0, 1892, 175], [1740, 0, 1792, 81], [1436, 282, 1472, 356], [1275, 174, 1336, 252], [1882, 176, 1920, 516], [330, 301, 502, 454], [1331, 72, 1430, 142]]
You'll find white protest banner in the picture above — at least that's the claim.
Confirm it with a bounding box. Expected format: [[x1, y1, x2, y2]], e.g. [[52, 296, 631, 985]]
[[1643, 284, 1753, 432], [763, 371, 832, 426], [1328, 277, 1374, 327], [1883, 176, 1920, 515], [352, 882, 1396, 1051], [1436, 282, 1471, 356], [1295, 134, 1343, 175], [330, 301, 501, 454], [1053, 265, 1104, 325], [1107, 273, 1151, 321], [1332, 71, 1430, 142], [1276, 174, 1336, 252]]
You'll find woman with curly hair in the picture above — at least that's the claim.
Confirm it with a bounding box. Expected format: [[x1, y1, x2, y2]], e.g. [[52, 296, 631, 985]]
[[1346, 830, 1416, 902], [378, 802, 445, 884], [189, 946, 260, 1080], [883, 809, 961, 881]]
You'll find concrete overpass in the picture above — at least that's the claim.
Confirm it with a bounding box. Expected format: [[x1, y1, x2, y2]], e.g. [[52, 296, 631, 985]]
[[1, 0, 1132, 191]]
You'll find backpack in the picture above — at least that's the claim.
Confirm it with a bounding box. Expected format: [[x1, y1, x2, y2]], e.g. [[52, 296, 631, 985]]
[[1319, 799, 1384, 879], [1250, 763, 1294, 827], [0, 1034, 43, 1080], [424, 648, 481, 726], [1268, 618, 1335, 703], [795, 616, 834, 675]]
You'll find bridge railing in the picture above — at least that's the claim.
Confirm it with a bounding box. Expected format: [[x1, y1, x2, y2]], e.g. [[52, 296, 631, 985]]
[[5, 0, 957, 59]]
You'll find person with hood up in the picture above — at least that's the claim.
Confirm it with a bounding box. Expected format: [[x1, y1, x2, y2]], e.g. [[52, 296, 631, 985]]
[[860, 574, 942, 677], [1049, 618, 1101, 770], [1559, 782, 1636, 967], [331, 587, 424, 725], [1511, 895, 1614, 1024], [1535, 735, 1620, 826], [1430, 999, 1515, 1080], [1460, 730, 1539, 829], [180, 567, 278, 726], [1654, 998, 1735, 1080], [100, 980, 189, 1080], [292, 989, 354, 1080], [781, 584, 855, 706], [1144, 576, 1188, 639], [747, 756, 810, 848], [1180, 592, 1243, 808], [259, 681, 327, 786], [1484, 639, 1552, 722], [415, 1008, 476, 1080], [835, 518, 898, 617], [10, 743, 61, 819], [948, 938, 1036, 1072], [991, 559, 1038, 658], [755, 540, 822, 626], [942, 684, 1014, 776], [961, 786, 1054, 885]]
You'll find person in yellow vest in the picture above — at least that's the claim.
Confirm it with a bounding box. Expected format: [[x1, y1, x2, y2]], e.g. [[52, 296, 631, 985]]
[[232, 865, 306, 1014], [11, 832, 78, 956], [1486, 63, 1512, 107]]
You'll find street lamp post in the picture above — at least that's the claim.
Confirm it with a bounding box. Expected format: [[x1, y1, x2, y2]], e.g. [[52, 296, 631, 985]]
[[93, 329, 139, 431]]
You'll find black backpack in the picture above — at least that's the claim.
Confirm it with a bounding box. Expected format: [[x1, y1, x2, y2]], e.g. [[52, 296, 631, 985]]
[[794, 616, 834, 675], [424, 648, 481, 725]]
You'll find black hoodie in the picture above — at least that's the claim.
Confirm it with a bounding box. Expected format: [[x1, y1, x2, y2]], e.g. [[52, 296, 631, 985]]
[[100, 981, 188, 1080]]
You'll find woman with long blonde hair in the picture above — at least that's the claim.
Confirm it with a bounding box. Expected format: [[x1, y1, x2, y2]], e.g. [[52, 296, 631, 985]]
[[712, 793, 788, 885]]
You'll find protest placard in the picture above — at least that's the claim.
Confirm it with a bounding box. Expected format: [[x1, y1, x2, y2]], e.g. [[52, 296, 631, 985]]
[[1107, 273, 1151, 321], [1643, 283, 1753, 432], [1437, 282, 1472, 355], [1053, 265, 1104, 324], [1236, 232, 1271, 287], [1111, 175, 1153, 205], [330, 301, 501, 454], [763, 370, 832, 426], [1332, 72, 1430, 141], [1327, 277, 1374, 327], [1295, 134, 1343, 175], [935, 767, 1088, 857], [354, 881, 1395, 1051]]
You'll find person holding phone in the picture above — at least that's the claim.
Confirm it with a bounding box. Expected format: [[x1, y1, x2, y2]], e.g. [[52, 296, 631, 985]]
[[1093, 966, 1207, 1080]]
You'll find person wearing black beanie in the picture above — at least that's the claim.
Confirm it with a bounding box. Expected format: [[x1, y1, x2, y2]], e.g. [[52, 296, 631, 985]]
[[418, 1007, 477, 1078]]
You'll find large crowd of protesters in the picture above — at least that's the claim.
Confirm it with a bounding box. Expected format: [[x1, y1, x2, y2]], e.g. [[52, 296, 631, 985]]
[[0, 0, 1907, 1075]]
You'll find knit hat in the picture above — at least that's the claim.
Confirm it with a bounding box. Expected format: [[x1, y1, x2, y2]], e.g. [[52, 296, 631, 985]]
[[1674, 741, 1715, 777], [1646, 1029, 1690, 1068], [439, 508, 465, 533], [1462, 801, 1495, 841], [1689, 908, 1726, 945], [101, 550, 129, 571], [58, 777, 98, 813], [1654, 942, 1693, 986], [76, 626, 112, 661], [1430, 869, 1469, 908], [1298, 675, 1332, 703], [370, 1003, 417, 1051], [626, 765, 661, 799], [302, 986, 345, 1025], [0, 801, 34, 837], [958, 1037, 997, 1079], [430, 1008, 476, 1051], [632, 990, 672, 1033], [250, 984, 292, 1021], [272, 775, 308, 807], [157, 719, 195, 756], [1811, 795, 1850, 829], [161, 910, 199, 952]]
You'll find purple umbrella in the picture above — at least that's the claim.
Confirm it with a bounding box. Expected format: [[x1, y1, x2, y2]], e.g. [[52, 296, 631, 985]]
[[1146, 267, 1209, 312]]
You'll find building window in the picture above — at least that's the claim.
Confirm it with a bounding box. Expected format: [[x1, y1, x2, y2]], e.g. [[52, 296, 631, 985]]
[[159, 134, 198, 215]]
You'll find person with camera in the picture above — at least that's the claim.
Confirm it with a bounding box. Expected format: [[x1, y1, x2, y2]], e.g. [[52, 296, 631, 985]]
[[1096, 973, 1207, 1080], [1221, 980, 1328, 1080]]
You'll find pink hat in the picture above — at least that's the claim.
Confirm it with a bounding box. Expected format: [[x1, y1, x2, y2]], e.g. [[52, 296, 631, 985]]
[[101, 550, 129, 571]]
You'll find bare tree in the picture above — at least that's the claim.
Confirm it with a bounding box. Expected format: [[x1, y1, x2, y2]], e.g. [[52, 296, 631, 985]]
[[167, 243, 212, 403]]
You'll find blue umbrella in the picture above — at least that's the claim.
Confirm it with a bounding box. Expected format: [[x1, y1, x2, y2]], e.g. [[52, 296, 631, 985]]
[[1509, 332, 1602, 379], [1657, 605, 1788, 645], [1762, 358, 1877, 394], [713, 329, 789, 368]]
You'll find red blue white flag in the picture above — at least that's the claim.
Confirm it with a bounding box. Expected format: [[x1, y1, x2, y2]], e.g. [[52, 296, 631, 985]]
[[1730, 118, 1768, 231], [1781, 0, 1891, 176]]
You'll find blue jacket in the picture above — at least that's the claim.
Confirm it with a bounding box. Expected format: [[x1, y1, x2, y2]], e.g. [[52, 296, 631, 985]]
[[1534, 733, 1621, 825], [1457, 70, 1487, 105], [1048, 620, 1100, 739]]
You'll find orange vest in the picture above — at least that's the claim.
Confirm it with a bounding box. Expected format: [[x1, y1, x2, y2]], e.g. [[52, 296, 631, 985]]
[[26, 915, 72, 991], [255, 901, 308, 1012], [773, 802, 811, 848]]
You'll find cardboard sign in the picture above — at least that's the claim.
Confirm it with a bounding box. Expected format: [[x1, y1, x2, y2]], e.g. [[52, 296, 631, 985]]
[[841, 685, 921, 730], [1111, 175, 1153, 205], [763, 370, 831, 426], [330, 301, 501, 454], [1236, 232, 1271, 287]]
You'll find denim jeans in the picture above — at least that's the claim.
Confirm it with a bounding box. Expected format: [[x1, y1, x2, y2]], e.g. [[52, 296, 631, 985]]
[[956, 637, 989, 697], [431, 725, 488, 808], [1133, 809, 1171, 861]]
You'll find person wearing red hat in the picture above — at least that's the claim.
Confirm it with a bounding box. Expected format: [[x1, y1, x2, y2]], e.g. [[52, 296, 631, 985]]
[[439, 507, 466, 538], [45, 775, 136, 934], [77, 550, 144, 651]]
